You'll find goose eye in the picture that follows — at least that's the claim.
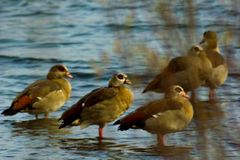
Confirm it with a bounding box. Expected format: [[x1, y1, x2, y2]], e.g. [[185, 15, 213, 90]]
[[117, 74, 124, 80], [175, 87, 182, 93], [194, 46, 199, 52], [203, 31, 207, 36], [58, 66, 66, 72]]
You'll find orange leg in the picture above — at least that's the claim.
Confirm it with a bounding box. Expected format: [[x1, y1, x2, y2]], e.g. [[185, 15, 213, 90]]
[[209, 89, 216, 100], [157, 134, 165, 146], [98, 127, 103, 142], [44, 113, 49, 119]]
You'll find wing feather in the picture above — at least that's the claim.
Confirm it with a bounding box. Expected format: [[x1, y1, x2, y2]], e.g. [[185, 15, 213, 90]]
[[59, 87, 118, 128], [115, 99, 183, 130]]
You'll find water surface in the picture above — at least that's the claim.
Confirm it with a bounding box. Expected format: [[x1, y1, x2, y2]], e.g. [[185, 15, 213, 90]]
[[0, 0, 240, 159]]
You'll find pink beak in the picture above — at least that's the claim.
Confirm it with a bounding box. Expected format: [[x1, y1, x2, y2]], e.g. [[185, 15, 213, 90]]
[[124, 79, 132, 85], [66, 72, 73, 78], [180, 91, 190, 99]]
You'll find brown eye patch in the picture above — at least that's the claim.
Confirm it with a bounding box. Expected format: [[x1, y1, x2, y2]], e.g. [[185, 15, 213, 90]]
[[58, 66, 66, 72], [175, 87, 182, 93], [193, 46, 200, 52], [117, 74, 124, 80]]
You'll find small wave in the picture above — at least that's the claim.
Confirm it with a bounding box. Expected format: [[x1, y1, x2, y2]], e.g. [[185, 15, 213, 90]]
[[0, 38, 32, 44], [71, 32, 92, 38], [3, 74, 41, 80], [71, 72, 98, 79], [105, 23, 153, 31], [0, 54, 87, 64], [28, 42, 84, 48], [229, 72, 240, 78], [11, 10, 59, 18]]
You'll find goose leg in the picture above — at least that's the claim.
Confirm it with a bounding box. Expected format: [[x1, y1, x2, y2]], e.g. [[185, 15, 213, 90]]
[[98, 127, 103, 142], [209, 88, 216, 100], [157, 134, 165, 146], [44, 113, 49, 119]]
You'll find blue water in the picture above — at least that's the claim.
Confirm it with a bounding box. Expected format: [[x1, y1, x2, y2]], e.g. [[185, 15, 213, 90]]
[[0, 0, 240, 159]]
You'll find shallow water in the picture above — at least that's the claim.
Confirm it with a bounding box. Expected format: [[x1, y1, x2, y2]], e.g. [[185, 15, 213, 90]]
[[0, 0, 240, 160]]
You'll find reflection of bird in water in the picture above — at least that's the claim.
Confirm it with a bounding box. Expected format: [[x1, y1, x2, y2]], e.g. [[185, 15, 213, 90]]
[[193, 100, 224, 128], [12, 118, 71, 137], [59, 137, 121, 152], [2, 64, 72, 119], [199, 31, 228, 99], [148, 145, 192, 157], [115, 85, 193, 146], [59, 137, 192, 159], [192, 100, 226, 159]]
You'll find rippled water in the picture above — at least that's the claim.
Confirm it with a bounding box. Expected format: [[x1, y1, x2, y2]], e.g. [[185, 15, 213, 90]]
[[0, 0, 240, 160]]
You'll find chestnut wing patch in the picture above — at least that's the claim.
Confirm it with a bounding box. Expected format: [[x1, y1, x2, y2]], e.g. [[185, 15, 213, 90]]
[[12, 95, 32, 110], [2, 95, 33, 116], [114, 111, 147, 130]]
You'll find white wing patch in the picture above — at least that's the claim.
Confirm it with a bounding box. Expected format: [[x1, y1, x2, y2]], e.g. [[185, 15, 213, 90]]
[[32, 89, 65, 112], [36, 97, 42, 100], [152, 112, 164, 118]]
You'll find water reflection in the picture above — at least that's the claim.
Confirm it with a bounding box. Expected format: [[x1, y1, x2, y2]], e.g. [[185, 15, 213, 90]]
[[58, 137, 193, 159], [58, 137, 131, 159], [59, 137, 124, 151], [193, 100, 224, 125], [11, 118, 71, 137], [132, 145, 192, 157], [193, 100, 227, 159], [0, 0, 239, 159]]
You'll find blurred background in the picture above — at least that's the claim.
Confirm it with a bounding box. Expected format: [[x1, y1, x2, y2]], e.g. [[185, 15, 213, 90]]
[[0, 0, 239, 160]]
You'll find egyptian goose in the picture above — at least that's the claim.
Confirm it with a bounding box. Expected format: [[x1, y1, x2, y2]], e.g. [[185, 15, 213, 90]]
[[199, 31, 228, 99], [2, 64, 72, 119], [59, 73, 134, 142], [115, 85, 193, 146], [143, 45, 212, 94]]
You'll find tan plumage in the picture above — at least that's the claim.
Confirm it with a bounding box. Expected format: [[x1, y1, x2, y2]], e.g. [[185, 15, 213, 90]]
[[115, 85, 193, 145], [59, 73, 134, 141], [199, 31, 228, 98], [2, 64, 72, 119], [143, 45, 212, 93]]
